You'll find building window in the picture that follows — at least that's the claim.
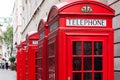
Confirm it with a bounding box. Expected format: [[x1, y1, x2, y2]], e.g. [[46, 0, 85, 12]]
[[25, 0, 27, 4]]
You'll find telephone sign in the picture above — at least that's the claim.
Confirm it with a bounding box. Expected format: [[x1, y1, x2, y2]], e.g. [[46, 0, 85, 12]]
[[66, 19, 106, 26], [32, 40, 38, 44]]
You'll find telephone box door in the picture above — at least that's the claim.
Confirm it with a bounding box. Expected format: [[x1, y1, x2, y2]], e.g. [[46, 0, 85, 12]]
[[67, 36, 107, 80]]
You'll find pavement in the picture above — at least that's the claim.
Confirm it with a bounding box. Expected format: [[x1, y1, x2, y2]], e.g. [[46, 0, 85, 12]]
[[0, 69, 16, 80]]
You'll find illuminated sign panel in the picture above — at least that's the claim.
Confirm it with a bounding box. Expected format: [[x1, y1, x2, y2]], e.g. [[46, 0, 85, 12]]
[[66, 19, 106, 27], [32, 41, 38, 44]]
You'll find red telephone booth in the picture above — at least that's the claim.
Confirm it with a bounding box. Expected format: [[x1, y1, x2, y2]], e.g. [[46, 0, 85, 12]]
[[37, 18, 48, 80], [16, 40, 26, 80], [20, 40, 27, 80], [16, 44, 21, 80], [47, 0, 114, 80], [26, 31, 39, 80]]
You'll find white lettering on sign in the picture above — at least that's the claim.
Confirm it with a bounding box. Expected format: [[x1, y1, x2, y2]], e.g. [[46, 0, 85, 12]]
[[66, 19, 106, 27], [32, 41, 38, 44]]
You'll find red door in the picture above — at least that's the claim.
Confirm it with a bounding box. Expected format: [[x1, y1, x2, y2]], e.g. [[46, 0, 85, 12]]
[[67, 36, 107, 80]]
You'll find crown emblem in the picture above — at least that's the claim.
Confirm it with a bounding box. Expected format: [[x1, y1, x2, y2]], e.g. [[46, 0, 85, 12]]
[[81, 5, 92, 13]]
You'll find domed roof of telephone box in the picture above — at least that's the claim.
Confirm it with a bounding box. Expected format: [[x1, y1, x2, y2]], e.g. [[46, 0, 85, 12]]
[[47, 0, 114, 22]]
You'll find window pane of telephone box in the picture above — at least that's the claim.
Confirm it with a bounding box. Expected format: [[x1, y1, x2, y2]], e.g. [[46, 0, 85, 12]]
[[94, 42, 102, 55], [94, 72, 102, 80], [84, 42, 92, 55], [49, 58, 55, 70], [73, 42, 82, 55], [84, 58, 92, 70], [94, 58, 102, 70], [73, 73, 82, 80], [73, 58, 82, 70], [49, 43, 54, 56], [84, 72, 92, 80]]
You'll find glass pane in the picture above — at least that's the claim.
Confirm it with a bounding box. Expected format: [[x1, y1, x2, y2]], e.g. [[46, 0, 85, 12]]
[[36, 67, 38, 73], [39, 48, 42, 57], [94, 72, 102, 80], [40, 59, 42, 68], [94, 57, 102, 70], [73, 58, 82, 70], [39, 70, 42, 79], [36, 59, 39, 67], [73, 73, 82, 80], [84, 72, 92, 80], [94, 42, 102, 55], [49, 71, 55, 80], [84, 42, 92, 55], [49, 43, 54, 56], [84, 58, 92, 70], [36, 52, 38, 58], [73, 42, 82, 55], [49, 58, 55, 70]]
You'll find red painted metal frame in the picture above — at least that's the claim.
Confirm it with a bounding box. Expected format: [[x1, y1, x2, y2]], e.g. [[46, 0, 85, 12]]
[[26, 31, 39, 80], [47, 0, 114, 80]]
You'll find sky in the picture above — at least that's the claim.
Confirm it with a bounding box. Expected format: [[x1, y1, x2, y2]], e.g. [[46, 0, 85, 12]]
[[0, 0, 15, 17]]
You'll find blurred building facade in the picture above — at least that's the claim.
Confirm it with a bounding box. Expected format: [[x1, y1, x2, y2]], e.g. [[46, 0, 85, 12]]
[[12, 0, 120, 80], [108, 0, 120, 79]]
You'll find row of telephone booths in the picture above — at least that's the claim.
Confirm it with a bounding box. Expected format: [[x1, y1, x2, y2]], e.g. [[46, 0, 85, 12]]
[[16, 0, 114, 80]]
